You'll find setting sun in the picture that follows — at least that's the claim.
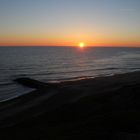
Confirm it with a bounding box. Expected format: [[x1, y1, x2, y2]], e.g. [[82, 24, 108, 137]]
[[79, 42, 85, 48]]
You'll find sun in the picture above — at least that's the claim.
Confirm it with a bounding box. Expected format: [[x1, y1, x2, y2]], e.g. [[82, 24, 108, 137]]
[[78, 42, 85, 48]]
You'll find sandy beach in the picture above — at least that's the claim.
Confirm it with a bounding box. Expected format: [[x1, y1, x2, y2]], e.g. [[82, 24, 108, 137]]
[[0, 71, 140, 140]]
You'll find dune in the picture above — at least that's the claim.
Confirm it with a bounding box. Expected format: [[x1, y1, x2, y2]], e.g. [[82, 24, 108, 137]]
[[0, 71, 140, 140]]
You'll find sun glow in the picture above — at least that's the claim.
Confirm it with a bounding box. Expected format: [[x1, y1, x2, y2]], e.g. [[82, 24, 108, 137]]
[[79, 42, 85, 48]]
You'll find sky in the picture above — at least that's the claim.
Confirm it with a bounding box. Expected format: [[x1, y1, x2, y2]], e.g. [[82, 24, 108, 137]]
[[0, 0, 140, 47]]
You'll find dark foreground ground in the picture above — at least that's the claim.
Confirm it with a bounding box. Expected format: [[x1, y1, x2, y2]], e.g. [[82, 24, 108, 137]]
[[0, 71, 140, 140]]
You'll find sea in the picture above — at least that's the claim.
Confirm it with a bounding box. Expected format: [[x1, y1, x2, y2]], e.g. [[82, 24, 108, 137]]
[[0, 47, 140, 101]]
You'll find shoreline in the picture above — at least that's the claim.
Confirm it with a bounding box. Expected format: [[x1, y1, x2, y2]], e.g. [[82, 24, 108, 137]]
[[0, 71, 140, 139], [0, 71, 131, 103]]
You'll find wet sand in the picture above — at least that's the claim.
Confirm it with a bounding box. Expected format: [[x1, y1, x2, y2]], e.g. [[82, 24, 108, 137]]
[[0, 71, 140, 140]]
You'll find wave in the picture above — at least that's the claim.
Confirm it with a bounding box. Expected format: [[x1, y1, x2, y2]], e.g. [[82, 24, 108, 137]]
[[0, 82, 14, 86], [12, 67, 140, 79]]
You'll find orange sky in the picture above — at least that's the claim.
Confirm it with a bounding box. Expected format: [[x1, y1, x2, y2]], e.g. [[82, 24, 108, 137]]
[[0, 0, 140, 47], [0, 33, 139, 47]]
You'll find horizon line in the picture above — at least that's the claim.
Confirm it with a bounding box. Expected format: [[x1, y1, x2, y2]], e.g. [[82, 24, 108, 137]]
[[0, 45, 139, 48]]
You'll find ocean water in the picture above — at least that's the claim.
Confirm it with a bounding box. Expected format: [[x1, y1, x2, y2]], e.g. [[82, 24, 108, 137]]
[[0, 47, 140, 101]]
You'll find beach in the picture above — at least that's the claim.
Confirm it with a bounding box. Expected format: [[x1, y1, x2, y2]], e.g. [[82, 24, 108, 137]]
[[1, 0, 140, 139], [0, 71, 140, 140]]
